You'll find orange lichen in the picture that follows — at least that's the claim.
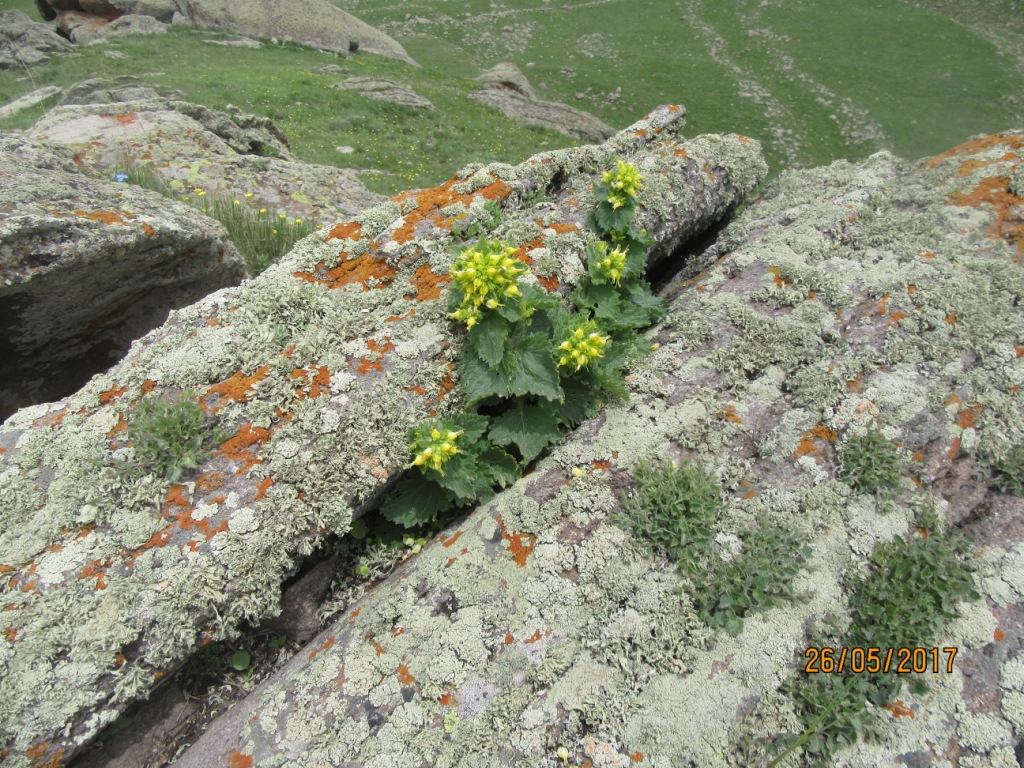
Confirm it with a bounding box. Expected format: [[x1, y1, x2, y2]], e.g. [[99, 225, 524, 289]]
[[631, 753, 644, 763], [350, 338, 395, 375], [141, 222, 157, 237], [888, 311, 909, 326], [956, 403, 986, 430], [408, 263, 450, 302], [717, 405, 743, 424], [364, 634, 387, 657], [214, 424, 271, 475], [923, 131, 1024, 169], [72, 209, 134, 225], [907, 284, 917, 295], [324, 221, 363, 242], [175, 509, 228, 541], [673, 148, 689, 159], [495, 514, 536, 567], [883, 700, 915, 719], [440, 531, 464, 548], [768, 266, 792, 287], [195, 473, 225, 494], [793, 425, 838, 457], [875, 294, 891, 315], [106, 413, 128, 440], [229, 752, 255, 768], [535, 273, 560, 291], [524, 630, 543, 643], [205, 366, 269, 410], [440, 692, 455, 706], [32, 406, 69, 428], [290, 365, 331, 400], [254, 477, 274, 500], [947, 436, 961, 460], [98, 385, 128, 404], [308, 636, 336, 661], [591, 459, 612, 472], [105, 112, 139, 126], [391, 177, 513, 243], [397, 664, 416, 685], [294, 252, 398, 291], [995, 628, 1006, 641], [404, 384, 426, 397]]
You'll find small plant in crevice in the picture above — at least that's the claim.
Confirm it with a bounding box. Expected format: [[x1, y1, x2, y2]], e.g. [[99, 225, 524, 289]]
[[770, 528, 979, 766], [125, 390, 224, 482], [990, 443, 1024, 496], [615, 459, 808, 637], [380, 159, 666, 529], [451, 199, 504, 242], [838, 428, 903, 496]]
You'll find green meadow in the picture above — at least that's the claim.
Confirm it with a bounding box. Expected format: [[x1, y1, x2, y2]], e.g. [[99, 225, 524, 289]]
[[0, 0, 1021, 192]]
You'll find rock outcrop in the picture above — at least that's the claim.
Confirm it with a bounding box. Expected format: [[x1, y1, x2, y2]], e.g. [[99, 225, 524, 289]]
[[0, 105, 766, 766], [332, 77, 434, 110], [174, 130, 1024, 767], [0, 9, 72, 69], [472, 62, 615, 142], [27, 97, 385, 227], [0, 133, 247, 423]]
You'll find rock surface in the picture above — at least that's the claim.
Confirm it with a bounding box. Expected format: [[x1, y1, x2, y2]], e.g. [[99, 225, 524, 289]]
[[471, 63, 615, 142], [0, 9, 72, 69], [0, 105, 765, 766], [27, 97, 385, 226], [88, 12, 168, 41], [173, 131, 1024, 767], [0, 85, 62, 120], [0, 133, 246, 423], [332, 76, 434, 110]]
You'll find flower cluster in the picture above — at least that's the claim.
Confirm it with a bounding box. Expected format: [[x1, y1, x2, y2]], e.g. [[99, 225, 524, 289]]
[[557, 320, 610, 371], [593, 241, 627, 285], [408, 423, 463, 475], [601, 160, 643, 209], [448, 239, 526, 329]]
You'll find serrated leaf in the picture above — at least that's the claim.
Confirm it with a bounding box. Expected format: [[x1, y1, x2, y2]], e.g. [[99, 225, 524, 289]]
[[381, 474, 457, 527], [459, 352, 508, 402], [479, 446, 519, 487], [488, 403, 563, 463], [453, 412, 490, 445], [500, 332, 562, 402], [434, 453, 494, 501], [470, 311, 511, 368], [553, 377, 603, 427]]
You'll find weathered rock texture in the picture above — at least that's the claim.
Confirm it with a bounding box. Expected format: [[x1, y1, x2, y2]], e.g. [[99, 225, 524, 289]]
[[0, 10, 72, 69], [0, 133, 246, 424], [0, 86, 61, 120], [471, 62, 615, 143], [28, 97, 385, 226], [173, 0, 414, 64], [332, 77, 434, 110], [172, 133, 1024, 766], [0, 105, 765, 766]]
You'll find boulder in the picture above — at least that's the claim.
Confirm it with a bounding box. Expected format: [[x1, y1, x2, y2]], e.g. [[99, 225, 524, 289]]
[[0, 133, 247, 423], [172, 0, 417, 65], [172, 131, 1024, 766], [55, 9, 108, 43], [0, 105, 766, 766], [57, 74, 176, 104], [89, 12, 168, 41], [36, 0, 179, 23], [28, 97, 386, 228], [471, 63, 615, 142], [0, 9, 72, 69], [332, 76, 434, 110], [0, 85, 62, 120]]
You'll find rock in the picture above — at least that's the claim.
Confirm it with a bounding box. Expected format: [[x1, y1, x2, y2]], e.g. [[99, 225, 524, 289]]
[[171, 0, 418, 65], [28, 97, 385, 228], [474, 61, 537, 100], [58, 74, 173, 104], [471, 63, 614, 142], [202, 36, 261, 48], [332, 76, 434, 110], [0, 9, 72, 69], [0, 105, 765, 766], [0, 85, 61, 120], [0, 132, 247, 423], [36, 0, 179, 23], [56, 9, 108, 43], [102, 48, 128, 57], [89, 12, 168, 41], [173, 131, 1024, 767]]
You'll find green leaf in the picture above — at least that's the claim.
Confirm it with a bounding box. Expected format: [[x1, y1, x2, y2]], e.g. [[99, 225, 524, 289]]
[[231, 650, 251, 671], [479, 446, 520, 487], [433, 453, 494, 501], [470, 311, 511, 368], [381, 473, 457, 527], [553, 377, 603, 427], [500, 332, 562, 402], [459, 352, 508, 402], [488, 403, 563, 463]]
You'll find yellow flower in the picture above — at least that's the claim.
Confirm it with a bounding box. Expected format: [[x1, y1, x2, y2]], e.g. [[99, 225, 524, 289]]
[[294, 218, 302, 224], [279, 213, 287, 219], [233, 200, 241, 205], [557, 320, 609, 372], [447, 239, 526, 329], [259, 208, 268, 214], [197, 190, 206, 197], [244, 192, 254, 198], [408, 421, 463, 476]]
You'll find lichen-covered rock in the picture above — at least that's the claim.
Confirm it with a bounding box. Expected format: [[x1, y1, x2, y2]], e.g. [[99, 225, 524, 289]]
[[470, 64, 615, 143], [57, 74, 178, 105], [0, 105, 764, 766], [0, 86, 62, 121], [332, 77, 434, 110], [173, 132, 1024, 767], [27, 98, 385, 225], [0, 10, 72, 68], [171, 0, 417, 65], [88, 12, 168, 41], [0, 132, 246, 423]]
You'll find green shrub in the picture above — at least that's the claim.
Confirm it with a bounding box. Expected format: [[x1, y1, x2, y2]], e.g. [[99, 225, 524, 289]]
[[839, 429, 902, 495], [126, 390, 221, 482], [991, 443, 1024, 496]]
